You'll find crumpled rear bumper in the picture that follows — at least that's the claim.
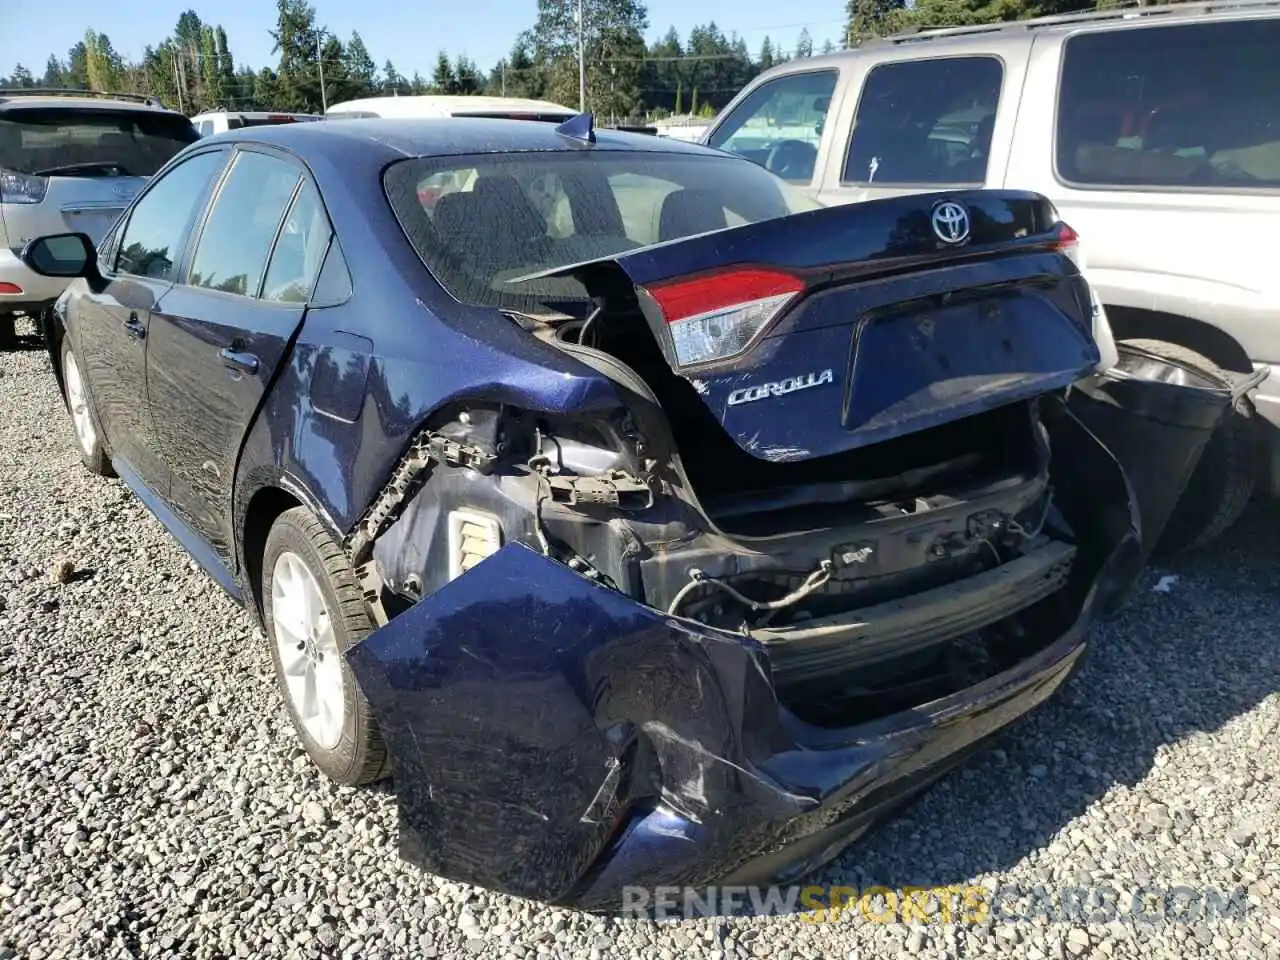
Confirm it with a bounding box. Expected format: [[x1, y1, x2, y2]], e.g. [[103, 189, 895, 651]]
[[346, 401, 1142, 911]]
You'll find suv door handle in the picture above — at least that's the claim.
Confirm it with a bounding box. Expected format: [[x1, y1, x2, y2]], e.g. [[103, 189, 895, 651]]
[[124, 312, 145, 340], [219, 348, 259, 376]]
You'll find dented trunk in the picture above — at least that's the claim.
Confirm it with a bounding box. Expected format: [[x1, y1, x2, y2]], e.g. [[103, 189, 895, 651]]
[[515, 190, 1101, 461]]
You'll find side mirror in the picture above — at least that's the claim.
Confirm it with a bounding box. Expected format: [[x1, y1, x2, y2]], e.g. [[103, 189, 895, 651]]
[[20, 233, 98, 280]]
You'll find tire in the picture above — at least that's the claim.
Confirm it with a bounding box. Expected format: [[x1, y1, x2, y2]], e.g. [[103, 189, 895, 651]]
[[0, 314, 16, 351], [261, 506, 390, 786], [59, 336, 115, 477], [1120, 338, 1259, 557]]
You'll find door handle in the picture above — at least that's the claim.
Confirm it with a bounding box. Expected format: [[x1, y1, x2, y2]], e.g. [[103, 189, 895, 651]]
[[219, 347, 260, 376], [124, 312, 145, 340]]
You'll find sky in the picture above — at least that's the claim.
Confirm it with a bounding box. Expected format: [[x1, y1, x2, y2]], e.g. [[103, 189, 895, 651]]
[[1, 0, 848, 81]]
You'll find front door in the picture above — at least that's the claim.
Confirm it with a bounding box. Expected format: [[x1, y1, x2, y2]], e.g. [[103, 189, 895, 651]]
[[75, 149, 229, 491], [147, 148, 331, 563]]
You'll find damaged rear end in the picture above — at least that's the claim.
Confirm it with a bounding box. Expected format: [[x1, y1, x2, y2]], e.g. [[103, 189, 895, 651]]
[[346, 175, 1142, 908]]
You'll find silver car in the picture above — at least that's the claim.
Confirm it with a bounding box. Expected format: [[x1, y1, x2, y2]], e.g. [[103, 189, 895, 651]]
[[0, 89, 198, 346], [703, 1, 1280, 556]]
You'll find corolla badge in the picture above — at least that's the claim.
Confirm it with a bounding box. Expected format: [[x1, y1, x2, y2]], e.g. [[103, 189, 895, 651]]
[[726, 368, 835, 406], [931, 201, 971, 245]]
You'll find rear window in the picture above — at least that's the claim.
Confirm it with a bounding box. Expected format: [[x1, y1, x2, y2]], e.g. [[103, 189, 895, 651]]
[[0, 108, 198, 178], [383, 151, 820, 314], [1056, 20, 1280, 189]]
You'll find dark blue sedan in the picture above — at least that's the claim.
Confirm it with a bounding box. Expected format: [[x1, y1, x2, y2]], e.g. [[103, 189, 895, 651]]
[[22, 115, 1140, 909]]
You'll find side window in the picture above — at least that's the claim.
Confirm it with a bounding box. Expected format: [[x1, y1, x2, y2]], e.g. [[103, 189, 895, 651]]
[[115, 151, 227, 281], [843, 57, 1003, 186], [262, 179, 333, 303], [1056, 20, 1280, 188], [706, 71, 839, 183], [188, 151, 300, 297], [311, 237, 353, 305]]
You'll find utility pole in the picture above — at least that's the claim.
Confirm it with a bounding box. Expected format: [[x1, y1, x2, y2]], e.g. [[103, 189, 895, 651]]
[[576, 0, 586, 112], [172, 48, 184, 114], [316, 32, 328, 112]]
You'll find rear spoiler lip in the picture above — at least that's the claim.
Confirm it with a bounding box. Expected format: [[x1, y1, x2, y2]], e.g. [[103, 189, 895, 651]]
[[506, 188, 1068, 292]]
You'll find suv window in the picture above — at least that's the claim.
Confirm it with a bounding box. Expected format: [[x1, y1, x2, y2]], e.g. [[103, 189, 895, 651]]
[[706, 71, 838, 183], [115, 151, 227, 281], [843, 57, 1003, 185], [0, 108, 198, 178], [1056, 20, 1280, 189], [189, 151, 301, 297]]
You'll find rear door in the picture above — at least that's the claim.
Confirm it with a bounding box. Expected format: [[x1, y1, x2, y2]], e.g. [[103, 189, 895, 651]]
[[1007, 18, 1280, 367], [73, 147, 229, 490], [145, 146, 333, 562]]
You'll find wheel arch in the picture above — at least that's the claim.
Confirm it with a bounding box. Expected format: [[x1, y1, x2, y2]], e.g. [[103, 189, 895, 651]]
[[239, 484, 305, 626], [1104, 306, 1253, 373]]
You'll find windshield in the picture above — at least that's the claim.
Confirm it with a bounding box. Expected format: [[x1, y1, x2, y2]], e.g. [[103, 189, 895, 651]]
[[0, 109, 199, 178], [383, 150, 821, 313]]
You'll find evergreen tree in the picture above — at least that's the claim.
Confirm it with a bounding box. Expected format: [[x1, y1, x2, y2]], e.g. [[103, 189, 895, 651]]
[[431, 52, 457, 94]]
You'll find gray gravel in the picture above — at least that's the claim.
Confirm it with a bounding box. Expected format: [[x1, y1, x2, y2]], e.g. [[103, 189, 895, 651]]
[[1, 330, 1278, 960]]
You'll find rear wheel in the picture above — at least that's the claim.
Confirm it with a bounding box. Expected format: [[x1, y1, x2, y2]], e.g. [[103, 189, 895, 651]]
[[261, 507, 389, 786], [1120, 338, 1259, 557], [60, 337, 114, 476]]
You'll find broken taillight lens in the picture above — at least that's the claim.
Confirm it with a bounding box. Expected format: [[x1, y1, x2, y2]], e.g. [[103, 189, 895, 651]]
[[643, 267, 805, 369]]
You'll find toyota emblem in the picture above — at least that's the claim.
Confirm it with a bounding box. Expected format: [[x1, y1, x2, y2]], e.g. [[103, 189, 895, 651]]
[[931, 201, 971, 245]]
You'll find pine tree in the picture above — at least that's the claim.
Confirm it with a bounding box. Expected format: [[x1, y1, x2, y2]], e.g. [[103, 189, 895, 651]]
[[343, 31, 377, 98], [431, 52, 456, 94]]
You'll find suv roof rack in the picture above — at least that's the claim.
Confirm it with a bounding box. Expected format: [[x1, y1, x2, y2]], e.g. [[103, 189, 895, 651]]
[[880, 0, 1280, 44], [0, 87, 164, 107]]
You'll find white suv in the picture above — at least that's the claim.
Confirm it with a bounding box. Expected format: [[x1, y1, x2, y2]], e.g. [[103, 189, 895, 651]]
[[703, 1, 1280, 555], [0, 89, 198, 346]]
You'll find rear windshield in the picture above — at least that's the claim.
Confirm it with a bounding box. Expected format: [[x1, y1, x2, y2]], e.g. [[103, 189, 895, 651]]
[[0, 108, 199, 178], [1056, 19, 1280, 189], [383, 151, 820, 313]]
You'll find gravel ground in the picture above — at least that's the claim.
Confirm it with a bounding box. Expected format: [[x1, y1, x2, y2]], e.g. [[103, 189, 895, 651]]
[[1, 329, 1278, 960]]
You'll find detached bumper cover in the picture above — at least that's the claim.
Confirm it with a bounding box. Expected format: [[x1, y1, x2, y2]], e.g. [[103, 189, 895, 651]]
[[346, 404, 1142, 911]]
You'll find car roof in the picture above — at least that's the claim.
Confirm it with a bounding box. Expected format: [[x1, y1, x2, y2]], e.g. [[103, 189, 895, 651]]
[[325, 95, 576, 118], [0, 89, 179, 114], [750, 0, 1280, 79], [192, 110, 321, 120], [215, 116, 730, 163]]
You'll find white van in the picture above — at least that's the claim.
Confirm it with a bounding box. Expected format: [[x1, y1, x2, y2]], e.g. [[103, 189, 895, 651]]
[[323, 95, 577, 122], [191, 111, 322, 137]]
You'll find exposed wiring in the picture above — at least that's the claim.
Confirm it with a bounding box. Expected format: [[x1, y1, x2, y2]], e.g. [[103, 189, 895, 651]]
[[527, 434, 555, 556], [576, 305, 603, 346], [1007, 491, 1054, 542], [667, 560, 835, 618]]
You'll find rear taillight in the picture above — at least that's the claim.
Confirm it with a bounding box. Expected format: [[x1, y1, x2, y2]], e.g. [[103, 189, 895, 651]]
[[1053, 222, 1082, 268], [643, 267, 805, 369], [0, 169, 48, 205]]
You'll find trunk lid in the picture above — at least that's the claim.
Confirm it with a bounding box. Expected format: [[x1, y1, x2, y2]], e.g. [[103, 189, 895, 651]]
[[518, 190, 1100, 463]]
